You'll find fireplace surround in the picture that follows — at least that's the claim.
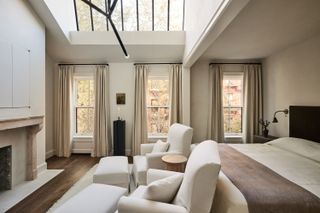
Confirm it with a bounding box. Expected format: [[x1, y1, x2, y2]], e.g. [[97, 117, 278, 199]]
[[0, 145, 12, 191], [0, 116, 43, 185]]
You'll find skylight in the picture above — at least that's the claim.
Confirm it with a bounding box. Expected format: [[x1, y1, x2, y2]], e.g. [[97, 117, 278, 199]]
[[74, 0, 185, 31]]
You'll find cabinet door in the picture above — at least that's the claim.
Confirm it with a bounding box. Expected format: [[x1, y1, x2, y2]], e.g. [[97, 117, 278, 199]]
[[12, 44, 30, 107], [0, 41, 13, 107]]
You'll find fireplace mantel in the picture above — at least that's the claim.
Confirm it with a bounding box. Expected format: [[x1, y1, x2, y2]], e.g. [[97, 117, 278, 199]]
[[0, 116, 44, 181], [0, 116, 43, 131]]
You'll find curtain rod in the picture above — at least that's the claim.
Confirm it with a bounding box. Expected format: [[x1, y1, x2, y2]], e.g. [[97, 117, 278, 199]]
[[209, 63, 261, 65], [58, 63, 109, 66], [134, 63, 182, 65]]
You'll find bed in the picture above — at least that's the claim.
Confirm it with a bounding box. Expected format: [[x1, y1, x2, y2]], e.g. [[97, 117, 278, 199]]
[[211, 106, 320, 213]]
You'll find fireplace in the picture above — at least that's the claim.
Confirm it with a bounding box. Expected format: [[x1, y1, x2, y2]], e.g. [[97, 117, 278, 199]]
[[0, 145, 12, 191]]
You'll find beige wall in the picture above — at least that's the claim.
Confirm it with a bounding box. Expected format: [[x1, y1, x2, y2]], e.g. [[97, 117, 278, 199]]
[[263, 32, 320, 137], [46, 63, 190, 155], [190, 60, 260, 143], [190, 60, 211, 143], [45, 54, 55, 158], [0, 0, 46, 182]]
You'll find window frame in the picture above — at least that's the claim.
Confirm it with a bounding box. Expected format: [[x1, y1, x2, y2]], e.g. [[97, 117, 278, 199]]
[[73, 74, 95, 139], [223, 72, 244, 138], [73, 0, 185, 31], [147, 74, 170, 138]]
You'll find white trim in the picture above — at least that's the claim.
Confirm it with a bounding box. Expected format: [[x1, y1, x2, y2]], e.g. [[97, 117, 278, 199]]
[[37, 162, 47, 174], [46, 150, 55, 159], [73, 136, 94, 142], [183, 0, 230, 67], [72, 148, 92, 154], [183, 0, 250, 67]]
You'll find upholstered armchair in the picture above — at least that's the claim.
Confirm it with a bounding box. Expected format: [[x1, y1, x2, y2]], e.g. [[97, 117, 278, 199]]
[[118, 140, 221, 213], [132, 123, 193, 186]]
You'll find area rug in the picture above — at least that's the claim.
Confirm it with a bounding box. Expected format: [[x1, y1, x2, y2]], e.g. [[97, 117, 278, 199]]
[[48, 164, 134, 212]]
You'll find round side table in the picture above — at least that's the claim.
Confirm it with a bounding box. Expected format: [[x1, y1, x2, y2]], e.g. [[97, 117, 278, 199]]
[[161, 154, 187, 172]]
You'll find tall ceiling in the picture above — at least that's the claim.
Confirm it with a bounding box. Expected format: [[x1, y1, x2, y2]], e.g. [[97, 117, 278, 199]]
[[28, 0, 185, 63], [202, 0, 320, 60]]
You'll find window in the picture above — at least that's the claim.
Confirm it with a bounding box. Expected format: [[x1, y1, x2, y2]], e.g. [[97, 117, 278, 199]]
[[223, 74, 243, 136], [74, 77, 95, 136], [74, 0, 185, 31], [147, 76, 170, 137]]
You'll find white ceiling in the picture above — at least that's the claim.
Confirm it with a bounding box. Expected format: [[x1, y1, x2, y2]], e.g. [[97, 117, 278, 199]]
[[202, 0, 320, 60], [47, 31, 185, 63]]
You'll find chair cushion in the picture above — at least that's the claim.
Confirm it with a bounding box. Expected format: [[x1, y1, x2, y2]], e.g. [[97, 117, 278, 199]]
[[53, 184, 127, 213], [129, 185, 148, 198], [173, 140, 221, 213], [167, 123, 193, 156], [152, 140, 169, 153], [133, 155, 148, 185], [93, 156, 129, 188], [142, 174, 183, 203]]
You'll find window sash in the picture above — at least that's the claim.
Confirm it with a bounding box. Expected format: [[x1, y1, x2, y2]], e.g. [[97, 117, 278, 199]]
[[147, 76, 170, 136], [224, 106, 243, 135], [75, 106, 94, 136], [223, 73, 244, 135], [73, 77, 95, 137], [147, 106, 170, 137]]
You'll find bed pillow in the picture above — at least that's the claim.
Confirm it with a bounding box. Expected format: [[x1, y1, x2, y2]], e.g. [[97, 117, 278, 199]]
[[152, 140, 169, 153], [142, 174, 183, 203], [267, 137, 320, 163]]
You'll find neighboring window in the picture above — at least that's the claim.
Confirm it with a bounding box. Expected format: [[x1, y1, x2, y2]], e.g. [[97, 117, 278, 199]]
[[74, 0, 184, 31], [147, 76, 170, 137], [223, 74, 243, 136], [74, 77, 95, 136]]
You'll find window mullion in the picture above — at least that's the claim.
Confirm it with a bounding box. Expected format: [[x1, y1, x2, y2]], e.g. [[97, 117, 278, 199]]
[[105, 0, 109, 30], [167, 0, 170, 31], [89, 0, 94, 31], [136, 0, 139, 31], [120, 0, 124, 31], [74, 0, 79, 31], [152, 0, 154, 31], [182, 0, 185, 30]]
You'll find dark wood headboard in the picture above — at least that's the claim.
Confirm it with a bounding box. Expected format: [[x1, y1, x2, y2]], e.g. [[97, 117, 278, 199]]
[[289, 106, 320, 143]]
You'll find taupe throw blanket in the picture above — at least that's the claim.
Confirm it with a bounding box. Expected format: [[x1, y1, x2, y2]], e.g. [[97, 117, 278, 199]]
[[219, 144, 320, 213]]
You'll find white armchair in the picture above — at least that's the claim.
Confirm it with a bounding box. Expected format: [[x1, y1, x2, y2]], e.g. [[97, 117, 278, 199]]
[[119, 140, 221, 213], [132, 123, 193, 186]]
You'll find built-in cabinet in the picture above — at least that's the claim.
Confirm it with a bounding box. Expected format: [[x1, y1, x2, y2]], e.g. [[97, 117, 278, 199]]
[[0, 40, 30, 108]]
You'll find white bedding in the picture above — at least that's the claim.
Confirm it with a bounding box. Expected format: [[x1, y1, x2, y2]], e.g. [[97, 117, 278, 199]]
[[211, 137, 320, 213]]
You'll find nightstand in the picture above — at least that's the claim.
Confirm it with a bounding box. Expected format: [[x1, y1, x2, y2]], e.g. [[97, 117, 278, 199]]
[[253, 135, 278, 143]]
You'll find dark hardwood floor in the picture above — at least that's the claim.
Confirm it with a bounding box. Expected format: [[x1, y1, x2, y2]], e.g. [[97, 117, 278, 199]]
[[7, 154, 100, 213]]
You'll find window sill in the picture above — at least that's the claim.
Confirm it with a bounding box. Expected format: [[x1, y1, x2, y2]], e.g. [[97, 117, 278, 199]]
[[73, 136, 93, 143], [148, 135, 168, 142], [225, 135, 243, 139], [224, 135, 243, 143]]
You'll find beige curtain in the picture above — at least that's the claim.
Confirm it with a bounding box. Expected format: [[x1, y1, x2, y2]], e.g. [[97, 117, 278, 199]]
[[132, 65, 148, 155], [55, 65, 74, 157], [169, 64, 183, 124], [207, 64, 225, 142], [243, 64, 263, 143], [92, 65, 111, 157]]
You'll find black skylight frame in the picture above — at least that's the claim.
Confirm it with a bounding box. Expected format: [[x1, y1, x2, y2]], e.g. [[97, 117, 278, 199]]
[[74, 0, 185, 32], [78, 0, 129, 57]]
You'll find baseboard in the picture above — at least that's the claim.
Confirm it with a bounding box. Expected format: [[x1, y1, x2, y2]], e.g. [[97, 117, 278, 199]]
[[37, 162, 47, 174], [72, 148, 92, 154], [46, 150, 55, 159]]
